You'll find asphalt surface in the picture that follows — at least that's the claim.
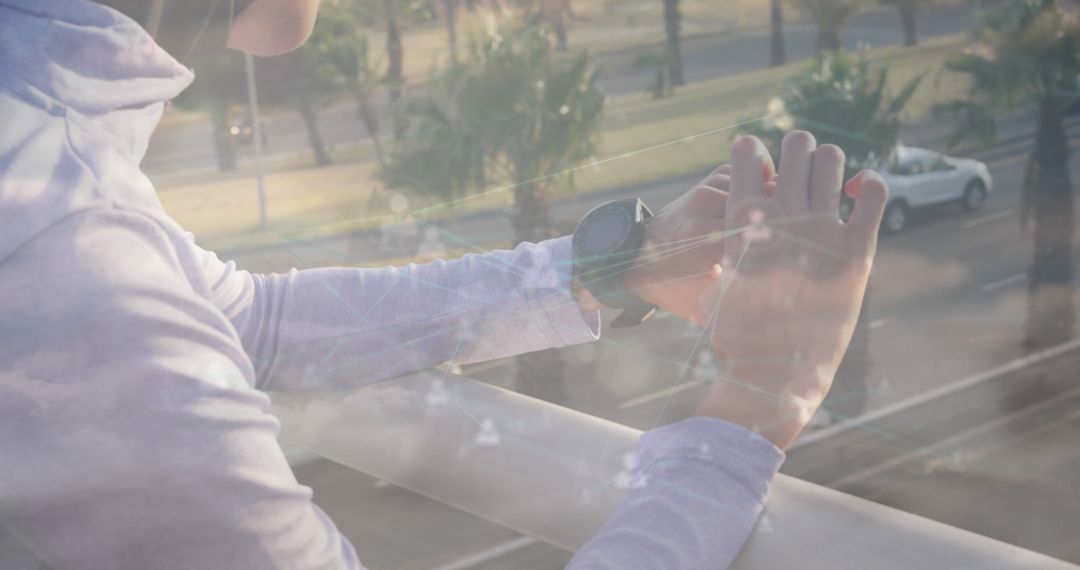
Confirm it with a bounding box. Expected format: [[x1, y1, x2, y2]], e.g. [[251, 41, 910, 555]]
[[141, 3, 977, 176]]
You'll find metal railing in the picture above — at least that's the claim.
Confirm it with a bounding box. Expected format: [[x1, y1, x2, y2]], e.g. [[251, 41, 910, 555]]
[[272, 370, 1079, 569]]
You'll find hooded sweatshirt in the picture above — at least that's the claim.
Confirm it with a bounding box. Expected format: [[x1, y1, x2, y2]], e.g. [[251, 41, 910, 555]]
[[0, 1, 783, 568]]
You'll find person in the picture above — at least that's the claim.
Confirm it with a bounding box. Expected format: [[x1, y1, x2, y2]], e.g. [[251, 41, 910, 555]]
[[0, 1, 888, 568]]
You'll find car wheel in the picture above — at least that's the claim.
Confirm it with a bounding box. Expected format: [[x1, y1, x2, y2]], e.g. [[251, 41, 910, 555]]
[[963, 180, 988, 211], [883, 201, 909, 234]]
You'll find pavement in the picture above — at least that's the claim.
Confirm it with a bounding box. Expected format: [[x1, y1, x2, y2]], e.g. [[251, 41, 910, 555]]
[[140, 3, 978, 176]]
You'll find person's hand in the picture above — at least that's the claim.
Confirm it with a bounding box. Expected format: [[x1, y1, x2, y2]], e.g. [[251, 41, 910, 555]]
[[618, 166, 734, 325], [695, 132, 888, 450]]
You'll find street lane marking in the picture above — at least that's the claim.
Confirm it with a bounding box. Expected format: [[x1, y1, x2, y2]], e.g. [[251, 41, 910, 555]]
[[869, 318, 891, 330], [979, 272, 1027, 293], [985, 154, 1026, 171], [791, 336, 1080, 451], [962, 208, 1014, 229], [429, 536, 538, 570], [825, 384, 1080, 490], [618, 378, 708, 410]]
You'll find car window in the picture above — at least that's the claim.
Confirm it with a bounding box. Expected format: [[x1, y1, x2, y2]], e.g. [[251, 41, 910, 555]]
[[929, 156, 953, 172]]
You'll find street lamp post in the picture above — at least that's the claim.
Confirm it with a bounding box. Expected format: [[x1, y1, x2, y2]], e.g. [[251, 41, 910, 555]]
[[244, 52, 268, 229]]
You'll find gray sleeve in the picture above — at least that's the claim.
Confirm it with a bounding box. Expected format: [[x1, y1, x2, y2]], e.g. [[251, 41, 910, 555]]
[[0, 210, 362, 570], [567, 418, 785, 570], [191, 235, 600, 392]]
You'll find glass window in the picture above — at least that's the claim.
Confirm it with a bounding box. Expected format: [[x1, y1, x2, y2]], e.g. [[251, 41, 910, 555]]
[[3, 1, 1077, 568]]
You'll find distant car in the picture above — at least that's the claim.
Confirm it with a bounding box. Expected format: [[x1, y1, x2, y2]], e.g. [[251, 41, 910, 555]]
[[841, 146, 993, 233], [226, 118, 269, 146]]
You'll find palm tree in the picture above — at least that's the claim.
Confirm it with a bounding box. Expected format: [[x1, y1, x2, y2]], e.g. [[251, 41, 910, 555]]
[[662, 0, 686, 86], [881, 0, 931, 46], [515, 0, 573, 52], [443, 0, 462, 61], [385, 28, 605, 401], [632, 50, 674, 99], [771, 0, 786, 66], [352, 0, 413, 102], [789, 0, 866, 53], [747, 52, 921, 170], [934, 0, 1079, 349], [258, 21, 344, 167], [311, 6, 388, 168], [175, 51, 247, 172], [285, 53, 336, 167], [745, 51, 922, 421]]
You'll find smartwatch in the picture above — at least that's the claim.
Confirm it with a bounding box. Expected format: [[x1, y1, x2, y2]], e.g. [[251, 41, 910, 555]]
[[571, 198, 658, 328]]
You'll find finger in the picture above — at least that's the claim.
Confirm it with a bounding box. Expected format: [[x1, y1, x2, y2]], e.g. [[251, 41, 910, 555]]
[[775, 130, 817, 215], [762, 156, 777, 183], [729, 135, 772, 212], [844, 170, 889, 259], [715, 161, 771, 183], [699, 171, 731, 192], [763, 179, 777, 199], [686, 185, 729, 218], [809, 144, 845, 216]]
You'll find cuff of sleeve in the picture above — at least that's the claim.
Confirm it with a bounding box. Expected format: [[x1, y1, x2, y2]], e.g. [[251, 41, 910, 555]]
[[636, 417, 785, 498], [526, 236, 601, 348]]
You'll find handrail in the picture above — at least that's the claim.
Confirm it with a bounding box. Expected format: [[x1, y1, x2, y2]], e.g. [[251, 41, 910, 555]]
[[271, 371, 1078, 569]]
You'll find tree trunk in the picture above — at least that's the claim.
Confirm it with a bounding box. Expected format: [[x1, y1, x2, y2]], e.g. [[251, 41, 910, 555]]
[[208, 100, 237, 172], [816, 25, 841, 53], [1024, 101, 1076, 349], [553, 8, 569, 52], [387, 18, 404, 102], [356, 93, 386, 169], [512, 182, 567, 404], [512, 183, 557, 245], [770, 0, 785, 66], [899, 4, 918, 47], [297, 92, 332, 166], [662, 0, 686, 87], [444, 0, 460, 62], [387, 17, 407, 139]]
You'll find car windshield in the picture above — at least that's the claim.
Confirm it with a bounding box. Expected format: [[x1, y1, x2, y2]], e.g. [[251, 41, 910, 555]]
[[2, 1, 1078, 569]]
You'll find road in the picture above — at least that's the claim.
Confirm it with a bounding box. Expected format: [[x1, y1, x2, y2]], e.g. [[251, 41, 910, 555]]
[[140, 3, 977, 176], [240, 111, 1080, 569]]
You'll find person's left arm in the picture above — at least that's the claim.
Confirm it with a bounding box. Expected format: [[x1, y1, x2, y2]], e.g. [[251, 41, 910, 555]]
[[193, 235, 599, 392], [193, 168, 730, 392]]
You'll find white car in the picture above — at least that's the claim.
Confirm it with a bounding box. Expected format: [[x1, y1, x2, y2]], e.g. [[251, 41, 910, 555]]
[[843, 146, 994, 233]]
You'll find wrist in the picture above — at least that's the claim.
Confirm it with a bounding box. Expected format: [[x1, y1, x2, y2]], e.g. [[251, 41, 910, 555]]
[[695, 368, 826, 450], [571, 273, 604, 314]]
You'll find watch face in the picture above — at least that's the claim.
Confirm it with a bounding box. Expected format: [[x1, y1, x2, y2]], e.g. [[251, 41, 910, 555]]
[[579, 206, 633, 255]]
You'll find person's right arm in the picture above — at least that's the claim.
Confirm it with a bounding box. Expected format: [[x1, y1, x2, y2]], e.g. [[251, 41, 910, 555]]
[[568, 132, 888, 569]]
